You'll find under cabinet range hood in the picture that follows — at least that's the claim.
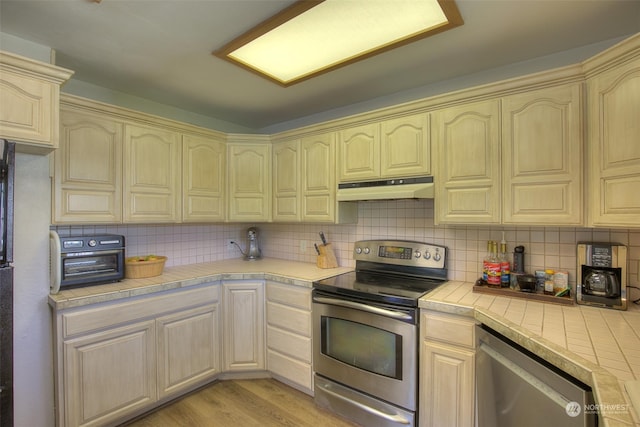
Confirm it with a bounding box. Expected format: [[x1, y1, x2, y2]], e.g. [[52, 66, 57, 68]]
[[336, 176, 434, 201]]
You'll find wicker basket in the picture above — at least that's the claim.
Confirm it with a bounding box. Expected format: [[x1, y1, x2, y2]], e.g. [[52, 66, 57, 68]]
[[125, 256, 167, 279]]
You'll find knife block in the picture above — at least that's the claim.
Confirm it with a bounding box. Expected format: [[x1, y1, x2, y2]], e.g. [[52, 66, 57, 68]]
[[317, 243, 338, 269]]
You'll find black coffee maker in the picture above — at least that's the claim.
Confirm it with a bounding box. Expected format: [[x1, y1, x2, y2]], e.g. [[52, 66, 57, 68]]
[[576, 242, 627, 310]]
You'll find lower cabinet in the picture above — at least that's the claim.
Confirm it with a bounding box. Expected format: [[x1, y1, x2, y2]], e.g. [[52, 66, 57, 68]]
[[419, 310, 476, 427], [265, 281, 313, 393], [52, 284, 221, 427]]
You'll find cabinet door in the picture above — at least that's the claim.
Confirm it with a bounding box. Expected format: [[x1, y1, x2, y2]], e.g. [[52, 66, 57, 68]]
[[381, 113, 431, 178], [301, 133, 336, 222], [433, 100, 501, 224], [339, 123, 380, 182], [54, 109, 123, 223], [227, 144, 271, 222], [64, 320, 156, 427], [502, 84, 583, 225], [157, 304, 221, 399], [124, 123, 181, 223], [182, 134, 226, 222], [420, 340, 474, 427], [272, 140, 300, 222], [222, 281, 265, 371], [588, 56, 640, 227]]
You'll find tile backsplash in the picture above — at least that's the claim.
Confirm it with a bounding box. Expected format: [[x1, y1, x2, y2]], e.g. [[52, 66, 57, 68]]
[[53, 199, 640, 299]]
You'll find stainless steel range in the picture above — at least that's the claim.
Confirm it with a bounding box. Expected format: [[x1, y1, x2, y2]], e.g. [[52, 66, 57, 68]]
[[312, 239, 448, 427]]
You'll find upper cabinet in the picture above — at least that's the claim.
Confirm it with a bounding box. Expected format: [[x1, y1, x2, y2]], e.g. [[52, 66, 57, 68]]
[[227, 138, 271, 222], [0, 51, 73, 153], [432, 100, 501, 224], [585, 35, 640, 227], [272, 139, 300, 222], [338, 113, 430, 182], [182, 134, 226, 222], [501, 83, 583, 225]]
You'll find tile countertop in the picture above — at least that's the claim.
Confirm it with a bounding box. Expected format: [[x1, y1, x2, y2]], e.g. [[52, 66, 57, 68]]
[[420, 281, 640, 427], [48, 257, 353, 311]]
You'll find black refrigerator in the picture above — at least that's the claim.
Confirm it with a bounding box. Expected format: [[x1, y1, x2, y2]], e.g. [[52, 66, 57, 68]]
[[0, 140, 15, 427]]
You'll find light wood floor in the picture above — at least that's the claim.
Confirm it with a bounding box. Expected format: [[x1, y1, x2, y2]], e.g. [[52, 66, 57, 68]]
[[122, 379, 359, 427]]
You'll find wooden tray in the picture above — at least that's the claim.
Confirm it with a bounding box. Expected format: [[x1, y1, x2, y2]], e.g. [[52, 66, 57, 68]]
[[473, 284, 574, 305]]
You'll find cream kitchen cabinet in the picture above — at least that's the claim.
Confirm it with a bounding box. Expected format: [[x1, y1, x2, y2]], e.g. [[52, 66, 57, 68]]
[[54, 108, 123, 223], [0, 50, 73, 153], [222, 280, 265, 372], [52, 284, 221, 427], [182, 133, 226, 222], [586, 36, 640, 227], [124, 123, 181, 223], [501, 83, 584, 225], [432, 99, 501, 224], [265, 281, 313, 394], [272, 139, 300, 221], [338, 113, 430, 182], [227, 139, 271, 222], [420, 310, 476, 427]]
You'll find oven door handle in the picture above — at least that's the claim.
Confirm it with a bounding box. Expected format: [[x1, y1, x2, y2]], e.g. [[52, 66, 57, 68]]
[[312, 296, 413, 321]]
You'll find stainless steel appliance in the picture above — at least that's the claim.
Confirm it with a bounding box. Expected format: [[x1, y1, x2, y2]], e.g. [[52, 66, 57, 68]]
[[49, 231, 125, 293], [336, 176, 434, 202], [477, 325, 596, 427], [576, 242, 627, 310], [312, 239, 448, 427], [232, 226, 262, 260], [0, 140, 14, 426]]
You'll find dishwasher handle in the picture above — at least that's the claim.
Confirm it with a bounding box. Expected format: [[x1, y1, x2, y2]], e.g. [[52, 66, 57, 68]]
[[478, 341, 573, 410]]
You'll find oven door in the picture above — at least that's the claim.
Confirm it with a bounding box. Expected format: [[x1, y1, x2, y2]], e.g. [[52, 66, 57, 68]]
[[312, 292, 417, 412]]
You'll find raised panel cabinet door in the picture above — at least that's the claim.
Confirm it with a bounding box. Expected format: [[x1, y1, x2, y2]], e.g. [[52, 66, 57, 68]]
[[157, 304, 221, 399], [420, 340, 475, 427], [63, 320, 156, 427], [54, 109, 123, 223], [227, 143, 271, 222], [588, 55, 640, 227], [0, 51, 72, 152], [380, 113, 431, 178], [124, 123, 181, 223], [338, 123, 380, 182], [301, 133, 336, 222], [502, 84, 583, 225], [432, 100, 501, 224], [272, 140, 301, 221], [182, 134, 226, 222], [222, 281, 265, 371]]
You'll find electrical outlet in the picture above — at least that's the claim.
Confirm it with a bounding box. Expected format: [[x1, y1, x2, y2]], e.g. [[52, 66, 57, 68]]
[[300, 240, 307, 252]]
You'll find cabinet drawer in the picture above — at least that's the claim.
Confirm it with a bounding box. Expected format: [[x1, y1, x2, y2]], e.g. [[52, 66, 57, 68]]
[[267, 325, 311, 363], [267, 349, 312, 391], [266, 302, 311, 337], [62, 284, 219, 338], [422, 311, 476, 348], [266, 282, 311, 310]]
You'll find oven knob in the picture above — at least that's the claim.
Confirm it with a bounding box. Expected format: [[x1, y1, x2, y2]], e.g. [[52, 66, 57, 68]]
[[355, 247, 362, 254], [363, 247, 370, 254], [88, 239, 97, 247], [434, 252, 441, 262], [414, 250, 421, 258], [423, 251, 431, 260]]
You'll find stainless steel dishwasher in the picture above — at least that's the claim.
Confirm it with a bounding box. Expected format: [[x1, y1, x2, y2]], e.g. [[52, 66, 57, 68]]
[[476, 325, 597, 427]]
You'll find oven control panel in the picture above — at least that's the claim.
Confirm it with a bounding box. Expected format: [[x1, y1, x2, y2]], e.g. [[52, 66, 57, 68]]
[[353, 239, 446, 269]]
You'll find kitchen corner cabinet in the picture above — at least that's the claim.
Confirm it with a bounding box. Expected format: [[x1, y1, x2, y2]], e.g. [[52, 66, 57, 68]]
[[586, 43, 640, 227], [420, 310, 476, 427], [124, 123, 181, 223], [54, 109, 123, 223], [338, 113, 430, 182], [52, 284, 221, 427], [272, 139, 301, 221], [501, 83, 583, 225], [0, 50, 73, 153], [433, 99, 501, 224], [222, 280, 265, 372], [182, 134, 226, 222], [227, 140, 271, 222], [265, 281, 313, 394]]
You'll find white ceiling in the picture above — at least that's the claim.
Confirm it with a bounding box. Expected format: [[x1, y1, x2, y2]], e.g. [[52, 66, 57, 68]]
[[1, 0, 639, 132]]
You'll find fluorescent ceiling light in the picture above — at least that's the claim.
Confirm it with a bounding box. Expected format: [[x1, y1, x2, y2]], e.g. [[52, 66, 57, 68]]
[[214, 0, 463, 87]]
